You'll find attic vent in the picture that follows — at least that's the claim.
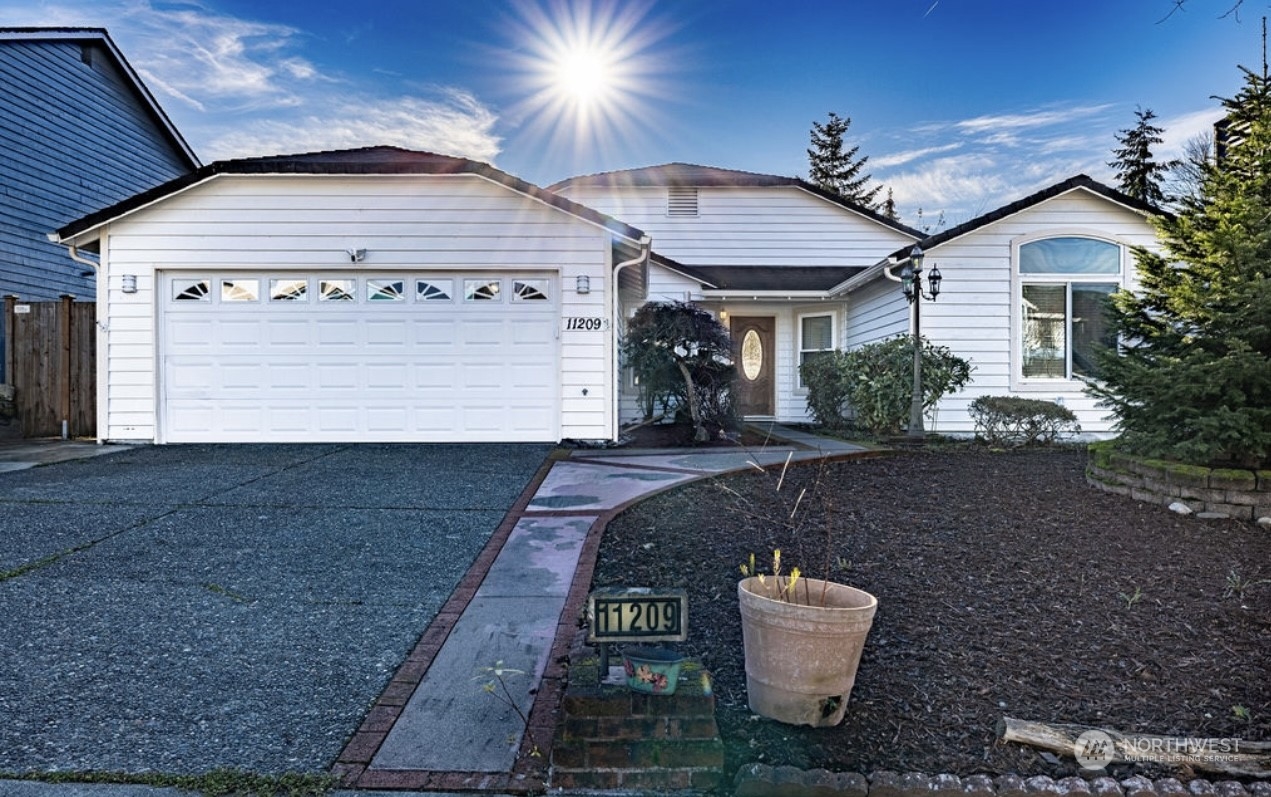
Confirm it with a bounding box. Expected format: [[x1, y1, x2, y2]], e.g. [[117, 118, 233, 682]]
[[667, 187, 699, 217]]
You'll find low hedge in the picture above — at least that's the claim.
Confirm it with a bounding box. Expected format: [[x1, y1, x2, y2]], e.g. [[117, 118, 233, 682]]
[[968, 396, 1080, 447]]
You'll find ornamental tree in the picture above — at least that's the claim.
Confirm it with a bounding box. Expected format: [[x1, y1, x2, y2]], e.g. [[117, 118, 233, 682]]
[[1089, 65, 1271, 467], [621, 301, 735, 442]]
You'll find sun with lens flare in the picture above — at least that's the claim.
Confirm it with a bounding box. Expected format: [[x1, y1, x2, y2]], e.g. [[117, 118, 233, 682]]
[[503, 0, 677, 165], [552, 45, 613, 106]]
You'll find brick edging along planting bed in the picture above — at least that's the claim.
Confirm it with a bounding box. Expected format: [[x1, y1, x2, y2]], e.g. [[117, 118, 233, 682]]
[[1086, 442, 1271, 521]]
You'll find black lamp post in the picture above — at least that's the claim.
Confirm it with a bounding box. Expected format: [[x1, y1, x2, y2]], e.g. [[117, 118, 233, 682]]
[[899, 245, 941, 439]]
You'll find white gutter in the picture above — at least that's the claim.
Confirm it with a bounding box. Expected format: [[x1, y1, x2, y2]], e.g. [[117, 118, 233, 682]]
[[611, 235, 652, 441], [703, 291, 829, 301]]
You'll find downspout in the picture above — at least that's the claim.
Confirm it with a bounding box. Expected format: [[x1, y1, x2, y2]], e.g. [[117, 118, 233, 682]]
[[611, 235, 652, 442], [66, 244, 99, 270]]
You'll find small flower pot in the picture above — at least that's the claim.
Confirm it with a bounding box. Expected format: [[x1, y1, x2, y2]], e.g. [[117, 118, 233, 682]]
[[622, 646, 684, 695]]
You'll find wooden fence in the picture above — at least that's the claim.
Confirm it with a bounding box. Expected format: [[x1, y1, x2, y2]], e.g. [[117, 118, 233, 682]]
[[2, 295, 96, 438]]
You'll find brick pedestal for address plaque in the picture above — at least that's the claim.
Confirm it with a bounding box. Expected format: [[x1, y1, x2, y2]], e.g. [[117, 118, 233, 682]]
[[551, 640, 724, 793]]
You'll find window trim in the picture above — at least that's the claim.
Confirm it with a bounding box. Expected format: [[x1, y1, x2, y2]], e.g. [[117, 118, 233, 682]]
[[796, 311, 836, 390], [1010, 231, 1127, 391]]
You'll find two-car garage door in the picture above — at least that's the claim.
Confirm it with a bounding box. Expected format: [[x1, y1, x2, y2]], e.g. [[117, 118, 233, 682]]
[[160, 271, 559, 443]]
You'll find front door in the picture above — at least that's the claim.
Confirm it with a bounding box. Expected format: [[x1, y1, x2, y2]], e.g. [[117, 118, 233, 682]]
[[731, 316, 775, 416]]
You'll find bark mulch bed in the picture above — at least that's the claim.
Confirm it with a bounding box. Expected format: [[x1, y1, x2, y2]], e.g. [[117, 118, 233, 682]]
[[591, 445, 1271, 783]]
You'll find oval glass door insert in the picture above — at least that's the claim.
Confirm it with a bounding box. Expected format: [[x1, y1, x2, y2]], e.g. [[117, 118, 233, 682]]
[[741, 329, 763, 380]]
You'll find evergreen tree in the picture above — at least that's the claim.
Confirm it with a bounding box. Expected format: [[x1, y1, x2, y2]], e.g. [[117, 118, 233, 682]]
[[1108, 107, 1174, 205], [880, 187, 899, 222], [1089, 67, 1271, 467], [807, 112, 881, 208]]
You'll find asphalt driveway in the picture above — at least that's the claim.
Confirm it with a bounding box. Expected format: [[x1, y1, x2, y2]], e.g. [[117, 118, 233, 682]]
[[0, 443, 550, 776]]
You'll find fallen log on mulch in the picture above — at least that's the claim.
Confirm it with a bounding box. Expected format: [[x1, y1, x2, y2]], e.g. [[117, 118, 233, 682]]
[[999, 717, 1271, 777]]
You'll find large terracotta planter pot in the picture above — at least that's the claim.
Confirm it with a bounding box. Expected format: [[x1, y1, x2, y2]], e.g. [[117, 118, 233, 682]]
[[737, 576, 877, 727]]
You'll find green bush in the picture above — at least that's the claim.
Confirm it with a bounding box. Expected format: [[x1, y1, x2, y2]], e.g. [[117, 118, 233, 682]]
[[800, 351, 853, 429], [801, 336, 973, 436], [969, 395, 1081, 447]]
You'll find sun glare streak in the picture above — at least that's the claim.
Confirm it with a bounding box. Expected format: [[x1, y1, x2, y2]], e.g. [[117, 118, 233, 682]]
[[501, 0, 680, 174]]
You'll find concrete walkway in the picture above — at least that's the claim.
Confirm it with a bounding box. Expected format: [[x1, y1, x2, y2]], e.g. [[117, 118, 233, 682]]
[[335, 425, 871, 793], [0, 438, 128, 472]]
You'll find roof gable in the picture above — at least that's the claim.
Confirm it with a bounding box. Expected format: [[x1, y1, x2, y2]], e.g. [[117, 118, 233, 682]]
[[56, 146, 647, 245], [1, 28, 199, 168], [551, 162, 922, 238], [888, 174, 1163, 260]]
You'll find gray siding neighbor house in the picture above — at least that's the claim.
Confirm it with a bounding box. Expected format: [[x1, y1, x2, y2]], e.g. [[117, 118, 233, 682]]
[[0, 27, 199, 379]]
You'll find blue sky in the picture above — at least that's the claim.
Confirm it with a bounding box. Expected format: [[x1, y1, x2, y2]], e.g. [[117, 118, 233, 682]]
[[6, 0, 1262, 225]]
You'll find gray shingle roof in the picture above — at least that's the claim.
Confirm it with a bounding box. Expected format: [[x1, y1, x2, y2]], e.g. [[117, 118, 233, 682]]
[[57, 146, 648, 244], [550, 162, 923, 238]]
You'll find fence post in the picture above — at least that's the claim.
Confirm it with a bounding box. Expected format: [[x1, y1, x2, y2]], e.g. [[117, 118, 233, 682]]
[[2, 295, 15, 386], [60, 294, 73, 440]]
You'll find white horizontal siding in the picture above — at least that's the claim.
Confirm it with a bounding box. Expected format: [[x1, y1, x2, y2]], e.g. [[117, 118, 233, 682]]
[[845, 275, 910, 348], [559, 185, 915, 267], [98, 174, 617, 442]]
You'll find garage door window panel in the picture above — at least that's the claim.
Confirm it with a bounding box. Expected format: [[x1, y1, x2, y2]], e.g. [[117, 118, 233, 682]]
[[174, 279, 211, 302], [320, 279, 356, 302], [465, 279, 502, 301], [368, 279, 405, 302], [270, 278, 309, 302], [513, 279, 550, 301], [416, 279, 453, 302], [221, 279, 259, 302]]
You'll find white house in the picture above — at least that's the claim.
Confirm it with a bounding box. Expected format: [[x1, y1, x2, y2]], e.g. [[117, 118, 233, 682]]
[[53, 147, 651, 444], [552, 165, 1163, 436], [56, 148, 1162, 445]]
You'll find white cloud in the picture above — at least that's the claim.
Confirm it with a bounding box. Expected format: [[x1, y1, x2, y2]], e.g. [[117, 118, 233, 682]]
[[204, 90, 501, 163], [1156, 107, 1224, 160], [871, 142, 963, 169], [954, 104, 1112, 134]]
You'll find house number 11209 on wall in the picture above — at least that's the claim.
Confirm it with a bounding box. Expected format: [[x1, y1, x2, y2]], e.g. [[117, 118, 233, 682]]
[[587, 587, 687, 643], [564, 317, 609, 331]]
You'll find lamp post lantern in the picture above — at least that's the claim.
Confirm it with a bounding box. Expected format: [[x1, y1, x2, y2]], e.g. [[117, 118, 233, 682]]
[[897, 245, 941, 440]]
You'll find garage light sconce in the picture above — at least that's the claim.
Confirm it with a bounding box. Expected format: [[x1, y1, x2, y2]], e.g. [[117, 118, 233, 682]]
[[346, 248, 367, 263], [121, 274, 138, 294], [576, 275, 591, 294]]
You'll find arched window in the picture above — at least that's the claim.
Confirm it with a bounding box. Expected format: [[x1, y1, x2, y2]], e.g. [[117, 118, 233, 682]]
[[1017, 236, 1122, 381]]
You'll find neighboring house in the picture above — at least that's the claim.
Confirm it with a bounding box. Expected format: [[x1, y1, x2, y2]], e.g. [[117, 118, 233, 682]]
[[53, 146, 651, 444], [553, 166, 1162, 436], [0, 27, 200, 381]]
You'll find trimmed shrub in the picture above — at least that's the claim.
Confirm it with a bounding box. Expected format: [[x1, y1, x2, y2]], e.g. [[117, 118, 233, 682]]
[[969, 395, 1081, 447], [800, 351, 853, 429], [800, 336, 973, 436]]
